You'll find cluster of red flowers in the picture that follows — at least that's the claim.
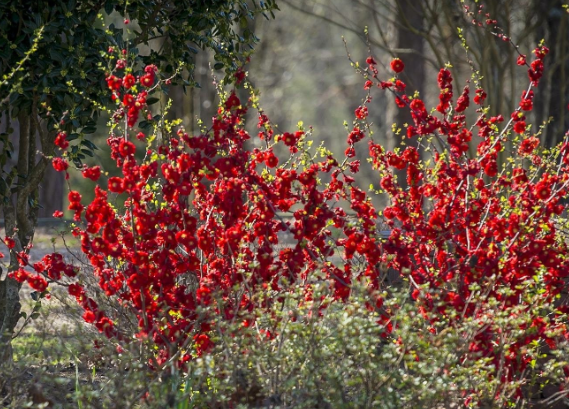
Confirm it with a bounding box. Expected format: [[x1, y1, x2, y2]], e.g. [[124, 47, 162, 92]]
[[363, 45, 569, 398], [106, 58, 156, 127], [6, 28, 569, 402]]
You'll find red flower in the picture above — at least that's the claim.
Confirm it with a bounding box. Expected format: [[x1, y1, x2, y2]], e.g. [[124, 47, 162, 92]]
[[347, 127, 365, 145], [234, 68, 246, 84], [52, 158, 69, 172], [27, 275, 48, 292], [108, 177, 125, 194], [534, 45, 549, 58], [395, 96, 406, 108], [68, 190, 81, 203], [484, 160, 498, 177], [68, 283, 85, 298], [528, 59, 544, 83], [82, 166, 102, 181], [9, 268, 28, 283], [282, 132, 300, 147], [140, 67, 157, 88], [106, 75, 122, 91], [520, 90, 534, 111], [5, 237, 15, 249], [118, 140, 136, 157], [534, 180, 551, 201], [513, 121, 526, 134], [122, 93, 135, 107], [474, 88, 487, 105], [53, 210, 64, 218], [115, 59, 126, 70], [518, 136, 539, 155], [520, 99, 533, 111], [265, 152, 278, 168], [390, 58, 405, 73], [83, 310, 96, 323], [455, 86, 470, 112], [123, 73, 136, 89], [194, 333, 213, 355], [355, 105, 368, 119], [55, 132, 69, 150]]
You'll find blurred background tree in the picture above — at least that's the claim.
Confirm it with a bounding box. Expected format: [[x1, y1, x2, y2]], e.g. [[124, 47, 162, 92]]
[[228, 0, 568, 195]]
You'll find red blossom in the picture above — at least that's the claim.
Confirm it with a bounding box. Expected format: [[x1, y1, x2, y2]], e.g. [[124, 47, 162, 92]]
[[27, 275, 48, 292], [518, 136, 540, 155], [474, 88, 487, 105], [108, 177, 125, 194], [55, 132, 69, 150], [123, 73, 136, 89], [52, 157, 69, 172], [513, 121, 526, 134], [106, 75, 122, 91], [355, 105, 368, 119], [5, 237, 15, 249], [82, 166, 102, 181], [347, 127, 365, 145], [390, 58, 404, 73], [265, 151, 278, 168]]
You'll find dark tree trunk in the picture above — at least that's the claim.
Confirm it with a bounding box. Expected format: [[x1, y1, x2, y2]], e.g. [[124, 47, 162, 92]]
[[0, 100, 55, 364], [1, 111, 64, 219], [38, 166, 64, 219], [386, 0, 425, 186], [534, 0, 569, 148]]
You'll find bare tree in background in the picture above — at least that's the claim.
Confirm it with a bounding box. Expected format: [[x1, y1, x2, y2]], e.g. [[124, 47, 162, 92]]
[[278, 0, 567, 148], [386, 0, 425, 151]]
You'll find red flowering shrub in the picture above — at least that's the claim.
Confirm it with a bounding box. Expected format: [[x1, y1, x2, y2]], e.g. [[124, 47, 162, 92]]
[[7, 15, 569, 407]]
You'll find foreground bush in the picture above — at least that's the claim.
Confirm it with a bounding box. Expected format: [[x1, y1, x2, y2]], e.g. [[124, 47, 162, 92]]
[[4, 279, 567, 408]]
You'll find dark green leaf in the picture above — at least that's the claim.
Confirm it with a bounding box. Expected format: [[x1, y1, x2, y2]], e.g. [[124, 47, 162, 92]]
[[81, 139, 98, 150], [138, 120, 151, 130], [104, 2, 114, 15]]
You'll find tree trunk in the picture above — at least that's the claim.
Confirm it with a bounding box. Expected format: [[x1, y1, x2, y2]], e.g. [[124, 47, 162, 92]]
[[0, 277, 20, 363], [38, 165, 64, 218], [386, 0, 425, 185], [0, 100, 54, 364], [534, 0, 569, 147]]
